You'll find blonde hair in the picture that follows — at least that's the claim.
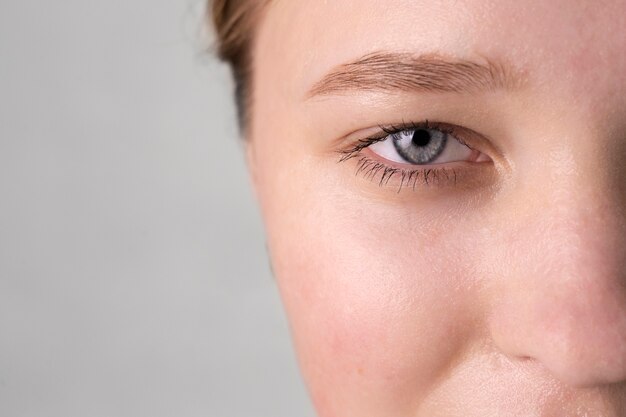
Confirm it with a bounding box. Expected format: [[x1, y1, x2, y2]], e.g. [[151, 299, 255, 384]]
[[209, 0, 267, 131]]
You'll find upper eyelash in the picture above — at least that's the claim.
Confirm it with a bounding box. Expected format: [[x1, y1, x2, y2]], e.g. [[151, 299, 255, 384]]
[[338, 119, 464, 163], [336, 120, 473, 191]]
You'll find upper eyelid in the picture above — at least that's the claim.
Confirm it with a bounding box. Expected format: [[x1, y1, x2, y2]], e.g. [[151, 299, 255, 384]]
[[379, 121, 471, 148], [380, 120, 454, 135], [338, 121, 477, 162]]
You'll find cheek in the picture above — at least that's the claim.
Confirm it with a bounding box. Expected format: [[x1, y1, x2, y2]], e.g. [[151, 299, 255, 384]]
[[257, 162, 483, 414]]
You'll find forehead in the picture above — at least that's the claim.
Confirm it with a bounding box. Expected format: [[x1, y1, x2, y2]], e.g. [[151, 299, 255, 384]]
[[253, 0, 626, 106]]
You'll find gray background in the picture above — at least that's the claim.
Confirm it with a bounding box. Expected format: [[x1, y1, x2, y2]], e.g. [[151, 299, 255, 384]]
[[0, 1, 315, 416]]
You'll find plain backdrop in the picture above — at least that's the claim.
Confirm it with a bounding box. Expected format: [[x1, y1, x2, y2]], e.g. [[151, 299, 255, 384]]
[[0, 1, 315, 416]]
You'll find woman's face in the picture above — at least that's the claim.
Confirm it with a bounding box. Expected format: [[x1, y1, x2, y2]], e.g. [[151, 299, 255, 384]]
[[247, 1, 626, 415]]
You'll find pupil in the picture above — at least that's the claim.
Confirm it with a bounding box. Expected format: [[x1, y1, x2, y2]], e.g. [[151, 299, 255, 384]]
[[412, 129, 431, 147]]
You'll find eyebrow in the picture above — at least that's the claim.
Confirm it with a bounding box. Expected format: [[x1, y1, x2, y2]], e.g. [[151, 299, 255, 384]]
[[307, 52, 523, 98]]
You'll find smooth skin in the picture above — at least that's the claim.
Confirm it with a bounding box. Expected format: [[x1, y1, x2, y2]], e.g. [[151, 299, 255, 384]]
[[246, 1, 626, 415]]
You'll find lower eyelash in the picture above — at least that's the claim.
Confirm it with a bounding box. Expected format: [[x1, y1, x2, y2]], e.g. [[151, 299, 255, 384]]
[[354, 156, 458, 191]]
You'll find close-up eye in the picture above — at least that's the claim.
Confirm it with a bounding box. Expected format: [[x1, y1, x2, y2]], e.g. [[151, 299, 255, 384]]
[[368, 124, 491, 166], [338, 122, 498, 190]]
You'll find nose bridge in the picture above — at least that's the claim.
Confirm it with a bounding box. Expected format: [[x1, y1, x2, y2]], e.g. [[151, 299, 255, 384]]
[[488, 144, 626, 387], [544, 147, 625, 281]]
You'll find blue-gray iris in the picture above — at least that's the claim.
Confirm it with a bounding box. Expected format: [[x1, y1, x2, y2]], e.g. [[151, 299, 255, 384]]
[[392, 129, 448, 164]]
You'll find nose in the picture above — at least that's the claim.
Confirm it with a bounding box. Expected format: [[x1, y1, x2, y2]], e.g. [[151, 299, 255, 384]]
[[487, 147, 626, 388]]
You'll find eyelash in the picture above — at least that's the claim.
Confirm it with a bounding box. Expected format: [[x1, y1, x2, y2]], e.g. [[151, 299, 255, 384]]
[[338, 120, 472, 190]]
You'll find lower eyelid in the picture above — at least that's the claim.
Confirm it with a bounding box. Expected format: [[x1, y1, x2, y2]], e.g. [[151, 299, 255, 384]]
[[351, 152, 496, 191]]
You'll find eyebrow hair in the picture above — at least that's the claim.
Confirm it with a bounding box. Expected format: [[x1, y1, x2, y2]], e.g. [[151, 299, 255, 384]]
[[307, 52, 522, 98]]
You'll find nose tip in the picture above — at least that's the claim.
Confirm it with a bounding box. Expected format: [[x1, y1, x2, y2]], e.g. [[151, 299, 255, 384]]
[[487, 178, 626, 388]]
